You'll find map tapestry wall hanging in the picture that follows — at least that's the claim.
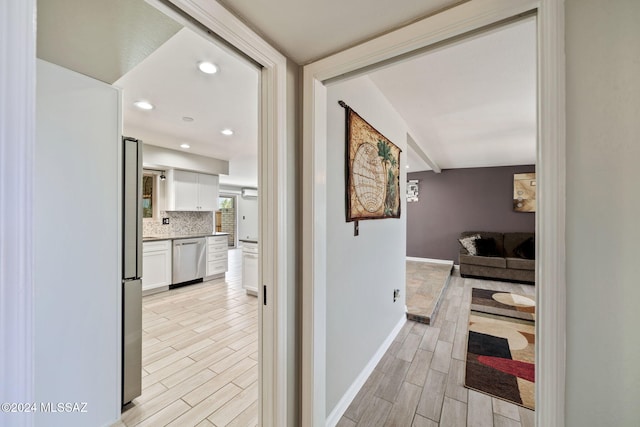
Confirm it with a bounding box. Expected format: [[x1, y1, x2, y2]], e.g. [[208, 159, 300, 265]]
[[340, 101, 402, 221]]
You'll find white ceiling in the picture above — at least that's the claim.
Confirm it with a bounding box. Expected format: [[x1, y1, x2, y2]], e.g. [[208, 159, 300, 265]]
[[367, 17, 537, 173], [77, 0, 535, 187], [114, 11, 536, 186], [114, 27, 260, 188], [216, 0, 461, 64]]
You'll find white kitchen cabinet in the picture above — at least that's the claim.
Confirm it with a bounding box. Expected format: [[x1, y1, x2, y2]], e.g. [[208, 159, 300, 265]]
[[166, 169, 218, 211], [142, 240, 172, 292], [205, 235, 228, 279], [242, 241, 259, 296]]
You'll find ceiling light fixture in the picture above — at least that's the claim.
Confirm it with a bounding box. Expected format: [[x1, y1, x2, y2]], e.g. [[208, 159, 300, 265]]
[[221, 129, 234, 136], [180, 143, 190, 149], [134, 100, 154, 110], [198, 61, 218, 74], [406, 165, 410, 169]]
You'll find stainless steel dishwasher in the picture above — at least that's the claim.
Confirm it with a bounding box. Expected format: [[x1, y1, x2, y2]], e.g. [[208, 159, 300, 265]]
[[172, 237, 206, 285]]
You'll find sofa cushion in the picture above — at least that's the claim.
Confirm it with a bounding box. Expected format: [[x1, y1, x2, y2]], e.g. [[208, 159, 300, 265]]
[[458, 234, 481, 255], [506, 257, 535, 271], [503, 232, 535, 257], [474, 238, 500, 257], [513, 237, 535, 259], [460, 254, 506, 269], [460, 231, 505, 255]]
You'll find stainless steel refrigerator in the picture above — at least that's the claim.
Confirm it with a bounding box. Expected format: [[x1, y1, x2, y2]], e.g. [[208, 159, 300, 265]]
[[122, 136, 143, 406]]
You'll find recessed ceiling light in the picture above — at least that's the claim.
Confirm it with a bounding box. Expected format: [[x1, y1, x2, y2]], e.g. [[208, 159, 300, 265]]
[[406, 165, 410, 169], [221, 129, 234, 136], [134, 100, 154, 110], [182, 116, 194, 122], [180, 143, 190, 149], [198, 61, 218, 74]]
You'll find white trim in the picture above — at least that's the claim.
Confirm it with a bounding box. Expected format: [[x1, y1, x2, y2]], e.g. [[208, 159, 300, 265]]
[[453, 264, 461, 271], [164, 2, 290, 425], [406, 257, 454, 265], [302, 1, 565, 426], [536, 1, 566, 426], [0, 1, 35, 426], [325, 316, 406, 427]]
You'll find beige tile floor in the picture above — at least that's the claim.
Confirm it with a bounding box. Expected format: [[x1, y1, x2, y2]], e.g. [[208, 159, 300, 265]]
[[405, 261, 453, 324], [119, 248, 259, 427], [337, 271, 536, 427]]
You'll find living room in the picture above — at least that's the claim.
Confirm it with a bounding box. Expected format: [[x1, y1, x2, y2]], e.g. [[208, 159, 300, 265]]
[[324, 14, 538, 427]]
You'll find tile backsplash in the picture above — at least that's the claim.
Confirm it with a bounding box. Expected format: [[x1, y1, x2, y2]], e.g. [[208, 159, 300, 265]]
[[143, 211, 213, 236]]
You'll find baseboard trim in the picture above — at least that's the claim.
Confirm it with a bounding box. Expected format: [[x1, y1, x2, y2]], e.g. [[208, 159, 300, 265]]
[[454, 264, 460, 270], [406, 256, 454, 266], [325, 315, 407, 427]]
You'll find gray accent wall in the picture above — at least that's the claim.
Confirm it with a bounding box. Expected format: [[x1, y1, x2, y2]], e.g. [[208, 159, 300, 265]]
[[407, 165, 535, 262]]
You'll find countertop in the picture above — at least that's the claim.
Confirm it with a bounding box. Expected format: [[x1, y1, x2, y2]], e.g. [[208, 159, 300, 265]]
[[239, 238, 258, 244], [143, 232, 229, 242]]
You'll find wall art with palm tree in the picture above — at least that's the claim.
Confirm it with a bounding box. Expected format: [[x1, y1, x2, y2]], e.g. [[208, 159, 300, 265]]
[[340, 101, 402, 221]]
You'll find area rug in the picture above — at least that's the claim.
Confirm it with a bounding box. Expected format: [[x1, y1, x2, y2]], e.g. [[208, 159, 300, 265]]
[[465, 311, 535, 410], [405, 259, 453, 324], [471, 288, 535, 321]]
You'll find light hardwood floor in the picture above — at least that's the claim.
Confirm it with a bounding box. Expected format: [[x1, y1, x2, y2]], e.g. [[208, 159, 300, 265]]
[[120, 248, 259, 427], [117, 255, 534, 427], [337, 271, 536, 427]]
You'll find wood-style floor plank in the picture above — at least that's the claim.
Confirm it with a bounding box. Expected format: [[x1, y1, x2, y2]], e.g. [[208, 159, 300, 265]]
[[337, 271, 535, 426], [120, 249, 258, 426]]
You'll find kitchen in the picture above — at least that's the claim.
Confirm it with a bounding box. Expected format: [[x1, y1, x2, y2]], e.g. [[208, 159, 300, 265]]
[[35, 0, 263, 424], [115, 17, 263, 422]]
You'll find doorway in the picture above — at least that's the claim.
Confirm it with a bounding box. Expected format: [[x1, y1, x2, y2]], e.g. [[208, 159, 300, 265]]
[[3, 0, 290, 426], [218, 194, 238, 247], [302, 1, 565, 426]]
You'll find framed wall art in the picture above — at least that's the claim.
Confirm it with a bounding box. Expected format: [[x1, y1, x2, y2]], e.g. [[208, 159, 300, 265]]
[[514, 172, 536, 212], [407, 180, 419, 202], [340, 101, 402, 222]]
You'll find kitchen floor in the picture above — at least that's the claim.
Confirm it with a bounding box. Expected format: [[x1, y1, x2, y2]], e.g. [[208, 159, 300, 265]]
[[119, 248, 259, 427]]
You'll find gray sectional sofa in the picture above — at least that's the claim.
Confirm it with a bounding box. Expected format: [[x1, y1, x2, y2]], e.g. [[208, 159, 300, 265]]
[[458, 231, 535, 284]]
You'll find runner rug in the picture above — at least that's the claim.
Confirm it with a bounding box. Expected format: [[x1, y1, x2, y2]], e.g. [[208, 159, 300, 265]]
[[465, 310, 535, 410], [470, 287, 535, 321]]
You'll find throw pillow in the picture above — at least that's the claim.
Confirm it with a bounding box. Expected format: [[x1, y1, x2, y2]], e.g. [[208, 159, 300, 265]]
[[514, 237, 535, 259], [475, 237, 500, 257], [458, 234, 480, 256]]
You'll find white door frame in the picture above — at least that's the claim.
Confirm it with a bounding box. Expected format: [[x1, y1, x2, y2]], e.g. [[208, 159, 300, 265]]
[[0, 0, 290, 425], [160, 1, 290, 424], [302, 0, 566, 426], [0, 2, 36, 426]]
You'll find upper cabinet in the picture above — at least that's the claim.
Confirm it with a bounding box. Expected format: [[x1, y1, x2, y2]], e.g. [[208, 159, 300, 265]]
[[166, 169, 219, 211]]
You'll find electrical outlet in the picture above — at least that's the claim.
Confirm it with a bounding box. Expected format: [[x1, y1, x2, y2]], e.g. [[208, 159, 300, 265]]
[[393, 288, 400, 302], [162, 218, 169, 225]]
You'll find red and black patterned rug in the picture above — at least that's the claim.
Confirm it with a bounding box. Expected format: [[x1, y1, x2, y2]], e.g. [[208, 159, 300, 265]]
[[465, 310, 535, 410]]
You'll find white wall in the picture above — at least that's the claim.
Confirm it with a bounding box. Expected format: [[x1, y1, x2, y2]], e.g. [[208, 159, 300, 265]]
[[143, 143, 229, 175], [325, 76, 407, 416], [35, 60, 121, 426], [565, 1, 640, 425]]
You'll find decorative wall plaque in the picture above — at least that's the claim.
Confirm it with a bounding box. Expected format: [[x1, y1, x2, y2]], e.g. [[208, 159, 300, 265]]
[[340, 101, 401, 221], [514, 172, 536, 212]]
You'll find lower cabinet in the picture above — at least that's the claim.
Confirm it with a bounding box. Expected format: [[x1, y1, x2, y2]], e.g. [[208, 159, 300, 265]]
[[142, 240, 172, 292], [242, 242, 258, 296], [206, 235, 228, 279]]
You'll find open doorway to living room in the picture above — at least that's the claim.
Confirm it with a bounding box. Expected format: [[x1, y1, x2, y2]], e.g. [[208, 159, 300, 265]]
[[324, 14, 538, 426]]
